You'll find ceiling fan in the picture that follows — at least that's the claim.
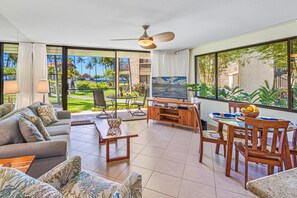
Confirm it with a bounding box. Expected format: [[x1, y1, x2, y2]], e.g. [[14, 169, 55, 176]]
[[110, 25, 175, 49]]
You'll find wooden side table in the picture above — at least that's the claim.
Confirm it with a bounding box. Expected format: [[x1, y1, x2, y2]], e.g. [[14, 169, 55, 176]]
[[0, 156, 35, 173]]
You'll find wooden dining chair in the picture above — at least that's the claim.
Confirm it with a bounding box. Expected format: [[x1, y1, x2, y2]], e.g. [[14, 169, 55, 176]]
[[193, 104, 227, 163], [234, 117, 289, 189], [228, 102, 252, 139], [289, 129, 297, 167], [214, 102, 252, 155]]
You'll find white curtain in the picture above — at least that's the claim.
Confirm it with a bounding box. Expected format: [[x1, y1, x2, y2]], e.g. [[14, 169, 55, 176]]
[[32, 44, 48, 103], [15, 43, 48, 109], [16, 43, 33, 109], [151, 49, 190, 78]]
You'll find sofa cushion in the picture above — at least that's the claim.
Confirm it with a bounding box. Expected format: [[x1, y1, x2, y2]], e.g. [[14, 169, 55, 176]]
[[0, 103, 12, 118], [0, 167, 62, 197], [19, 117, 45, 142], [46, 125, 70, 136], [49, 119, 71, 126], [21, 113, 51, 140], [0, 108, 35, 146], [37, 105, 58, 126], [27, 102, 43, 116], [60, 171, 127, 197]]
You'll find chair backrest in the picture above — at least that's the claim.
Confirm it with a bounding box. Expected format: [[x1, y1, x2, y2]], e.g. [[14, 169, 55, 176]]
[[228, 102, 251, 113], [140, 89, 148, 106], [93, 89, 106, 108], [244, 117, 289, 157], [193, 104, 203, 138]]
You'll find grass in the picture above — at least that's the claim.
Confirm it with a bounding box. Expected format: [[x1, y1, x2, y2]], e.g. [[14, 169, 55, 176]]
[[49, 89, 145, 113]]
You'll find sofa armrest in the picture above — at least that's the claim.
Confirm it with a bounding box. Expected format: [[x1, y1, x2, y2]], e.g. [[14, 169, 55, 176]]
[[38, 156, 81, 191], [0, 141, 67, 159], [122, 172, 142, 198], [56, 110, 71, 119]]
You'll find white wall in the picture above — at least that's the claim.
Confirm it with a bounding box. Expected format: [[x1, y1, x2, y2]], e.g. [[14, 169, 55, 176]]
[[190, 20, 297, 125], [0, 14, 29, 42]]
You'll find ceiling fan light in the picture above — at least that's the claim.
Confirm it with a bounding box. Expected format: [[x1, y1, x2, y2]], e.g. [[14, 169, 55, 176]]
[[138, 38, 153, 46]]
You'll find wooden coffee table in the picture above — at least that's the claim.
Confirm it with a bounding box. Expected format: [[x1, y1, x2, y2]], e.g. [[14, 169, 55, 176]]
[[93, 119, 138, 162], [0, 156, 35, 173]]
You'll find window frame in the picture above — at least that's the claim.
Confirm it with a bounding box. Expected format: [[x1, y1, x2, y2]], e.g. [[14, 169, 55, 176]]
[[0, 43, 150, 113], [194, 36, 297, 113]]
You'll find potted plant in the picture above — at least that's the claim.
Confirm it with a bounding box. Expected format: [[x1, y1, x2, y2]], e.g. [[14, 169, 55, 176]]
[[185, 83, 200, 103]]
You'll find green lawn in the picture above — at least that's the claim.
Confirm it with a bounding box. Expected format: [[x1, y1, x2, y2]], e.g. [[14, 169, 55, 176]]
[[49, 89, 145, 113]]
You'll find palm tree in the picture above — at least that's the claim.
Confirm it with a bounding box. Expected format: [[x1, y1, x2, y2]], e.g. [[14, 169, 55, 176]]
[[85, 63, 93, 77], [77, 57, 85, 75], [6, 53, 18, 67], [91, 57, 98, 81]]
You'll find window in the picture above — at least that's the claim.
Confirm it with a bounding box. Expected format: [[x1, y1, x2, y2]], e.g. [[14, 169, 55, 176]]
[[291, 38, 297, 109], [217, 41, 288, 108], [66, 49, 116, 113], [196, 53, 216, 98], [195, 39, 293, 110], [3, 44, 18, 103], [47, 46, 63, 109]]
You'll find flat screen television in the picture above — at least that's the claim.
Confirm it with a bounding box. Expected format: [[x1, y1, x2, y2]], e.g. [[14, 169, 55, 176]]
[[152, 76, 187, 99]]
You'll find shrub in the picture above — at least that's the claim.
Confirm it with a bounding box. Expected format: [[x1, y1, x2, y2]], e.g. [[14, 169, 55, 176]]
[[89, 82, 109, 89], [76, 81, 91, 90]]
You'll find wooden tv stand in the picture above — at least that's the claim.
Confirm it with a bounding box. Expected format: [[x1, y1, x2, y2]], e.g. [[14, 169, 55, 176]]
[[146, 99, 200, 133]]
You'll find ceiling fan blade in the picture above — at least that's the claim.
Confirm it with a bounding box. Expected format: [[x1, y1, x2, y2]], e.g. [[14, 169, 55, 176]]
[[140, 43, 157, 49], [110, 38, 138, 41], [152, 32, 175, 42]]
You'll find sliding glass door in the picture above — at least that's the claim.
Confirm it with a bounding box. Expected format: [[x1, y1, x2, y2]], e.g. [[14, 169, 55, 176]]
[[47, 46, 63, 109], [2, 44, 18, 104], [66, 48, 116, 113]]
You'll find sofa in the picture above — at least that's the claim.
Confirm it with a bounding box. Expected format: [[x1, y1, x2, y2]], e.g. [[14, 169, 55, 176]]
[[0, 156, 142, 198], [0, 103, 12, 118], [0, 102, 71, 178]]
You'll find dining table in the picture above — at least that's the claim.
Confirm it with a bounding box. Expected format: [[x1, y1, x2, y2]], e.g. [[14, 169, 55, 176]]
[[209, 113, 295, 177]]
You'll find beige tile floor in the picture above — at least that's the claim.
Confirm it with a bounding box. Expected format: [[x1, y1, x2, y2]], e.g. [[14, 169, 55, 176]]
[[70, 120, 267, 198]]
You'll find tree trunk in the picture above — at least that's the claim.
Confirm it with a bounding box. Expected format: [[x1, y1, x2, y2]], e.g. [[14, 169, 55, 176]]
[[54, 55, 60, 104], [128, 58, 132, 93]]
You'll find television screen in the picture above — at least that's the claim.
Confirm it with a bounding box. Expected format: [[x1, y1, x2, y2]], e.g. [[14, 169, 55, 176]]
[[152, 76, 187, 99]]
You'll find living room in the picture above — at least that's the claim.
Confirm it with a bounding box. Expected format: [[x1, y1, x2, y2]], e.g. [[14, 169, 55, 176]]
[[1, 0, 297, 197]]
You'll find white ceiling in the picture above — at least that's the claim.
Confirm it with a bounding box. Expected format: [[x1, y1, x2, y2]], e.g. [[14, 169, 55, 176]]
[[0, 0, 297, 51]]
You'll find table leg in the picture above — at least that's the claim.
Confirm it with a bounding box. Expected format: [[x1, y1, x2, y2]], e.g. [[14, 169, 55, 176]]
[[282, 132, 292, 170], [127, 138, 130, 159], [225, 125, 234, 177], [106, 140, 110, 162], [216, 123, 224, 154], [106, 138, 131, 163]]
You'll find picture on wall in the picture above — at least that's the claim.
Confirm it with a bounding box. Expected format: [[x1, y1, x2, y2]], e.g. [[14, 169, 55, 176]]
[[152, 76, 187, 99]]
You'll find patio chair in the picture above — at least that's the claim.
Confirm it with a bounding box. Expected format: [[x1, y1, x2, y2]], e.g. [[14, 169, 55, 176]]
[[193, 104, 227, 163], [234, 117, 289, 189], [93, 89, 114, 119], [131, 90, 148, 116]]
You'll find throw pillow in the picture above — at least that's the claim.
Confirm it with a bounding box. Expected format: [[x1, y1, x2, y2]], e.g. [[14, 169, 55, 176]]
[[21, 113, 51, 140], [37, 105, 58, 126], [27, 102, 43, 116], [19, 117, 45, 142], [0, 168, 63, 197]]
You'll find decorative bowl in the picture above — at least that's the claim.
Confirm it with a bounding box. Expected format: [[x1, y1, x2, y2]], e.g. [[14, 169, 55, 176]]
[[107, 117, 122, 129], [241, 111, 259, 118]]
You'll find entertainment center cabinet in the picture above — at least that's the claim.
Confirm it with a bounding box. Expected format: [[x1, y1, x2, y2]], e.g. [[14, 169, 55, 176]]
[[146, 99, 200, 133]]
